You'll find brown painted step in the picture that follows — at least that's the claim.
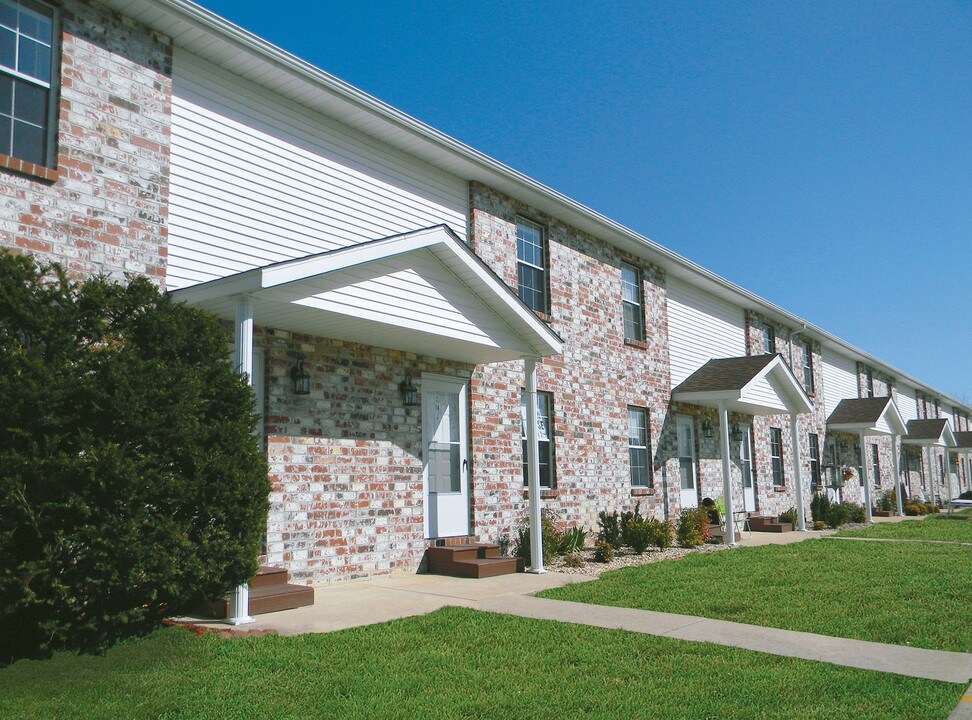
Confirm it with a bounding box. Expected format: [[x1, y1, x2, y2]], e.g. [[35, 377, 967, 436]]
[[202, 565, 315, 618], [748, 515, 794, 533], [425, 544, 524, 579]]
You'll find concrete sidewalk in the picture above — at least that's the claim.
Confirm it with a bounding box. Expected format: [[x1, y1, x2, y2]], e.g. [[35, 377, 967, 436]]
[[185, 559, 972, 685]]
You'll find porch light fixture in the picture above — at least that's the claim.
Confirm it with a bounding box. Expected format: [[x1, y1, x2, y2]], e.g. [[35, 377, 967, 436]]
[[702, 419, 714, 439], [400, 373, 419, 407], [290, 356, 311, 395], [731, 423, 745, 442]]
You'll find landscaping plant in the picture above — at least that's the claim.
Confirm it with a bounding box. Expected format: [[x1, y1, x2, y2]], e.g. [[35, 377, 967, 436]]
[[877, 488, 898, 512], [676, 508, 712, 547], [558, 526, 587, 555], [779, 506, 798, 525], [597, 509, 622, 549], [809, 493, 831, 524], [514, 512, 561, 567], [0, 254, 269, 662]]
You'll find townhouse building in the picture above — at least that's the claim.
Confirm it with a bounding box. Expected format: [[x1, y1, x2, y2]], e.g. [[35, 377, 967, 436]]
[[2, 0, 968, 588]]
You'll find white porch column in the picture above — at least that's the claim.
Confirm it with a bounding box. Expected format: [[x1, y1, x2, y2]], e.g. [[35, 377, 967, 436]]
[[944, 451, 954, 505], [926, 446, 937, 507], [718, 400, 735, 546], [790, 413, 806, 531], [229, 295, 255, 626], [524, 357, 546, 574], [891, 434, 904, 516], [859, 429, 873, 523]]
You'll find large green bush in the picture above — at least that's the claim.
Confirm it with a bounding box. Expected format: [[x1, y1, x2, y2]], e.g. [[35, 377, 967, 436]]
[[0, 253, 269, 662]]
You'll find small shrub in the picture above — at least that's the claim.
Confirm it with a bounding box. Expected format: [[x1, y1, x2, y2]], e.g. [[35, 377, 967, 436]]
[[623, 513, 655, 554], [926, 503, 940, 514], [812, 520, 829, 531], [904, 502, 927, 516], [597, 510, 622, 549], [514, 513, 561, 567], [847, 503, 866, 524], [825, 502, 865, 527], [562, 553, 585, 568], [558, 526, 587, 555], [810, 493, 831, 524], [779, 506, 798, 525], [877, 488, 898, 512], [677, 507, 712, 547], [593, 540, 615, 563], [652, 519, 675, 549]]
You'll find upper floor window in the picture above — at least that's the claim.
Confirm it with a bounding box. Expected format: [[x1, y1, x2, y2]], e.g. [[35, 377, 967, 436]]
[[801, 340, 814, 393], [770, 427, 784, 487], [521, 390, 554, 488], [621, 262, 644, 343], [627, 406, 651, 487], [0, 0, 56, 167], [516, 217, 548, 314], [761, 323, 775, 355]]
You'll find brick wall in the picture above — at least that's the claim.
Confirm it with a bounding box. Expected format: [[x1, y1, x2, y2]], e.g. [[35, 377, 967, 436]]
[[0, 0, 171, 281], [258, 327, 473, 585], [468, 182, 674, 542]]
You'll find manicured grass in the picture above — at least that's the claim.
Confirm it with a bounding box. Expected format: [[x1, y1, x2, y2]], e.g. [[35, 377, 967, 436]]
[[0, 608, 961, 720], [540, 539, 971, 652], [837, 515, 972, 544]]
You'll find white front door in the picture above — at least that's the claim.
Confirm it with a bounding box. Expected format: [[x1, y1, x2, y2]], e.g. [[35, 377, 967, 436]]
[[422, 375, 470, 539], [739, 424, 755, 512], [677, 415, 698, 509]]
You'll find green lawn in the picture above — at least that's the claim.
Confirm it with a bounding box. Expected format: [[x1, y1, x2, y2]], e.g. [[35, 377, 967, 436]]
[[540, 539, 971, 652], [837, 515, 972, 543], [0, 608, 962, 720]]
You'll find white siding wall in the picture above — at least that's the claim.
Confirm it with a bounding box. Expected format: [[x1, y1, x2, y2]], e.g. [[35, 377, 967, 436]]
[[167, 50, 469, 290], [897, 385, 918, 422], [667, 279, 747, 387], [821, 349, 858, 415]]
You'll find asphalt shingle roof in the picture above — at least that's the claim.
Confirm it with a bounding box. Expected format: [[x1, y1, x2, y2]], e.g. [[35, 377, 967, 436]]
[[827, 397, 894, 425], [672, 354, 778, 394], [905, 419, 950, 441]]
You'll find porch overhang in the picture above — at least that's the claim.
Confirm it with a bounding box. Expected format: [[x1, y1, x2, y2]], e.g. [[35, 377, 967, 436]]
[[951, 431, 972, 452], [170, 225, 563, 363], [671, 354, 813, 416], [901, 419, 956, 448], [826, 396, 907, 437]]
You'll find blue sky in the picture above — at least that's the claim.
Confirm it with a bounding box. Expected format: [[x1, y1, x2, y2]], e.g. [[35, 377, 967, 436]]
[[197, 0, 972, 402]]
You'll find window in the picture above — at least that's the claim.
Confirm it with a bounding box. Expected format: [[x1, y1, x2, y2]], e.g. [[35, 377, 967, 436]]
[[801, 340, 814, 393], [808, 433, 821, 490], [516, 217, 548, 314], [770, 427, 784, 487], [0, 0, 56, 166], [865, 368, 874, 398], [620, 262, 644, 343], [627, 406, 651, 487], [871, 444, 880, 487], [761, 323, 775, 354], [521, 391, 554, 488]]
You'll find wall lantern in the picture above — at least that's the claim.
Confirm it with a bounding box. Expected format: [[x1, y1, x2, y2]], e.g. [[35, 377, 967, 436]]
[[399, 373, 419, 407], [731, 423, 745, 442], [701, 418, 714, 439], [290, 356, 311, 395]]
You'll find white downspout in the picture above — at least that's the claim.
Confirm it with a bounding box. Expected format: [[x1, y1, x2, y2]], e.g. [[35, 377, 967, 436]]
[[790, 413, 806, 531], [229, 295, 255, 626], [859, 430, 873, 523], [718, 400, 735, 546], [524, 357, 546, 573]]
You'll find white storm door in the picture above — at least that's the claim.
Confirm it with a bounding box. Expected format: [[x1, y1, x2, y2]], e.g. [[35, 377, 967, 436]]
[[676, 415, 698, 508], [423, 375, 469, 539], [739, 424, 755, 512]]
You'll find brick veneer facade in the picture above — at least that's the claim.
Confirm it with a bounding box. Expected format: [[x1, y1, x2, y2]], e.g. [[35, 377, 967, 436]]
[[467, 182, 675, 543], [0, 0, 171, 280]]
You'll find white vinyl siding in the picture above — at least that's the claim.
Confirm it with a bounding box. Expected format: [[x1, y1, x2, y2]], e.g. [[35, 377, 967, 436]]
[[168, 49, 468, 290], [666, 278, 747, 387], [897, 385, 918, 422], [821, 349, 859, 415]]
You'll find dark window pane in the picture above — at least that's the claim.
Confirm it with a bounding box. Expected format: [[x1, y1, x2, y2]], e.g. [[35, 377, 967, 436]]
[[0, 113, 11, 155], [12, 117, 42, 163], [624, 303, 643, 341], [19, 3, 52, 44], [18, 35, 50, 82], [517, 263, 546, 312], [0, 2, 17, 29], [0, 74, 12, 112], [0, 26, 15, 69], [13, 79, 45, 124]]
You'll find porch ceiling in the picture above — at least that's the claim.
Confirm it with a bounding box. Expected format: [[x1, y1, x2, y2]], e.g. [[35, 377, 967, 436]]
[[826, 396, 907, 436], [671, 354, 813, 416], [169, 225, 563, 364]]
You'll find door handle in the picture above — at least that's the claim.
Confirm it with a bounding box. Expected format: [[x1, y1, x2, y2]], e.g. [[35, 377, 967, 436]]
[[462, 459, 468, 472]]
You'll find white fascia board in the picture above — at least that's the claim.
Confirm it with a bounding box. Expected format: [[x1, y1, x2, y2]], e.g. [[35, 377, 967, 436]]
[[882, 400, 908, 436], [169, 268, 262, 305], [672, 390, 741, 407], [744, 356, 814, 414], [828, 422, 893, 437]]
